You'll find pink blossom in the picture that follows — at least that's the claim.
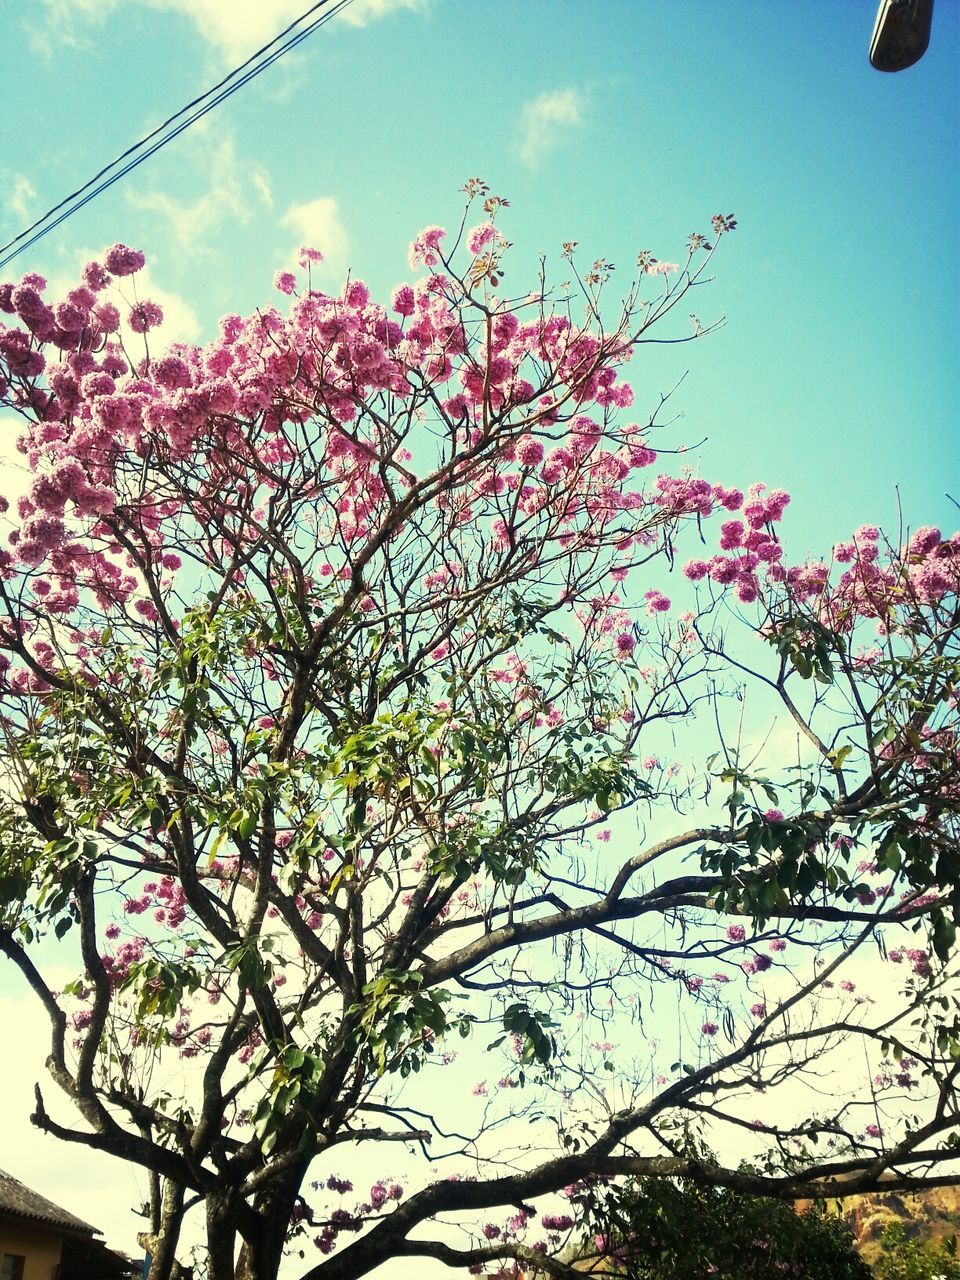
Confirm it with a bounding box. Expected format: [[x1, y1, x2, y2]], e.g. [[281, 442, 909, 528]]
[[82, 261, 111, 291], [907, 525, 941, 557], [541, 1214, 574, 1233], [153, 356, 192, 389], [720, 519, 744, 549], [128, 300, 163, 333], [466, 223, 499, 255], [684, 559, 709, 581], [104, 244, 145, 275], [614, 631, 636, 659], [516, 435, 544, 467], [409, 225, 447, 269], [93, 301, 121, 332], [391, 284, 415, 316]]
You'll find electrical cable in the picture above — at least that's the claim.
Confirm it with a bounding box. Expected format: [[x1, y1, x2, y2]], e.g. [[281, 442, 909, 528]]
[[5, 0, 343, 258], [0, 0, 354, 273], [0, 0, 352, 264]]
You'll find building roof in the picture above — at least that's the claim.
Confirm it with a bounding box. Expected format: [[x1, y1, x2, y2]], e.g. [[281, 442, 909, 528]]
[[0, 1169, 97, 1236], [62, 1235, 139, 1280]]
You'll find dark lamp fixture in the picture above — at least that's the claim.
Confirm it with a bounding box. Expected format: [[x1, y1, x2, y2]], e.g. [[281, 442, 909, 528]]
[[870, 0, 935, 71]]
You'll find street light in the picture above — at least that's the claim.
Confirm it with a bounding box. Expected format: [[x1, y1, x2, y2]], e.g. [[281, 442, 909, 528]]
[[869, 0, 935, 71]]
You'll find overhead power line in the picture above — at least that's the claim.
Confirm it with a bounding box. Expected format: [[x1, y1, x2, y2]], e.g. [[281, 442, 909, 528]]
[[0, 0, 355, 273]]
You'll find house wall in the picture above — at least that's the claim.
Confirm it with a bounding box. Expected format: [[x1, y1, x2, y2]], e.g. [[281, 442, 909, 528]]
[[0, 1221, 64, 1280]]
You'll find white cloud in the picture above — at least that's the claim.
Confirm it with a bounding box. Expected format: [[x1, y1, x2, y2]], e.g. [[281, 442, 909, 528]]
[[145, 0, 310, 63], [516, 86, 585, 169], [40, 253, 202, 350], [41, 0, 117, 19], [143, 0, 426, 62], [1, 173, 38, 229], [0, 434, 35, 512], [250, 169, 275, 210], [115, 265, 202, 348], [31, 0, 426, 63], [279, 196, 349, 282], [338, 0, 427, 28], [25, 0, 120, 56], [126, 131, 272, 256]]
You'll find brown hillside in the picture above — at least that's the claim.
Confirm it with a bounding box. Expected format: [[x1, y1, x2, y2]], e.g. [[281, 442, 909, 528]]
[[796, 1185, 960, 1264]]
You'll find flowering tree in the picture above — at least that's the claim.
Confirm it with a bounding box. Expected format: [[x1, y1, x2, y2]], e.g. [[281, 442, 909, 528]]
[[0, 182, 957, 1280]]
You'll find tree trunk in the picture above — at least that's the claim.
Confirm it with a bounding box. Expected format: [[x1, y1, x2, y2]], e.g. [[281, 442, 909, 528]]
[[206, 1193, 239, 1280], [235, 1160, 310, 1280], [143, 1180, 186, 1280]]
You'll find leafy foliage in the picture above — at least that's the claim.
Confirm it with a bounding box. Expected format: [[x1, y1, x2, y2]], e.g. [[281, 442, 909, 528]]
[[874, 1221, 960, 1280], [581, 1170, 872, 1279]]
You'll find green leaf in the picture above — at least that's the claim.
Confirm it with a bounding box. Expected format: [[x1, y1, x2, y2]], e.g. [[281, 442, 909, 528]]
[[933, 912, 956, 963], [236, 811, 257, 840]]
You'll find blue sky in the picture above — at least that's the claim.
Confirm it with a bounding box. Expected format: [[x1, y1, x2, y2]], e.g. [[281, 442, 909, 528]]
[[0, 0, 958, 1263]]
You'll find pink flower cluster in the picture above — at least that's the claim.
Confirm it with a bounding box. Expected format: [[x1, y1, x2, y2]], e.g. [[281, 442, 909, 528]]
[[310, 1179, 403, 1257], [887, 946, 932, 979], [816, 523, 960, 625], [99, 934, 147, 989], [122, 875, 187, 927], [682, 487, 958, 644], [683, 483, 789, 603], [0, 219, 710, 682]]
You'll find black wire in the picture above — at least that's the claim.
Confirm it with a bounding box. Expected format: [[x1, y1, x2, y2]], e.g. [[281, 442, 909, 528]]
[[0, 0, 348, 260], [0, 0, 354, 273]]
